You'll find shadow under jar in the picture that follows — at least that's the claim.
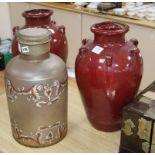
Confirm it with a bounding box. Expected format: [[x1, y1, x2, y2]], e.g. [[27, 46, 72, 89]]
[[5, 28, 68, 147], [12, 9, 68, 63], [75, 21, 143, 132]]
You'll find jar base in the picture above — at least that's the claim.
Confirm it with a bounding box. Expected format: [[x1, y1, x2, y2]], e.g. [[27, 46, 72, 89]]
[[12, 129, 67, 148], [88, 118, 121, 132]]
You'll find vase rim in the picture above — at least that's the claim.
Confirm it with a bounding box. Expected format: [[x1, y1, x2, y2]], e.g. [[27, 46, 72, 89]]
[[22, 9, 53, 18], [91, 21, 129, 36]]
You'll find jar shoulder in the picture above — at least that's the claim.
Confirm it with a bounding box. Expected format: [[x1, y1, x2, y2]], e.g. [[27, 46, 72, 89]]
[[5, 54, 67, 81], [79, 39, 141, 59], [76, 40, 143, 72]]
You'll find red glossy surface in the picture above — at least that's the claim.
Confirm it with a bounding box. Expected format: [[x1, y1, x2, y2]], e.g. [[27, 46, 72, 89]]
[[75, 21, 143, 132], [12, 9, 68, 62]]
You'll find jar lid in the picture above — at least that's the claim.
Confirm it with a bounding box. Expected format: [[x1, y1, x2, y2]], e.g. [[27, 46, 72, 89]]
[[17, 28, 51, 45]]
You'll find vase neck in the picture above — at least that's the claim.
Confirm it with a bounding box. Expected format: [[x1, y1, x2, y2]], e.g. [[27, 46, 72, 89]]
[[17, 28, 51, 60], [94, 34, 125, 44], [24, 17, 51, 27], [20, 52, 50, 61], [91, 21, 129, 44], [22, 9, 53, 27]]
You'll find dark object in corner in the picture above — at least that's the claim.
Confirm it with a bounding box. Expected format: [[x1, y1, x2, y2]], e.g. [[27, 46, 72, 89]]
[[119, 81, 155, 153], [0, 53, 5, 70], [113, 2, 122, 8]]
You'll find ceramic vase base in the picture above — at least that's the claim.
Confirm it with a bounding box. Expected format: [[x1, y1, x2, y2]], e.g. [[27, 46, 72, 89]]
[[12, 130, 67, 148], [89, 118, 121, 132]]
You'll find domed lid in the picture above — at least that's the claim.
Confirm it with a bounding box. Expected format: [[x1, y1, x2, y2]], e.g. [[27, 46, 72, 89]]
[[17, 27, 51, 45], [22, 9, 53, 18], [91, 21, 129, 36]]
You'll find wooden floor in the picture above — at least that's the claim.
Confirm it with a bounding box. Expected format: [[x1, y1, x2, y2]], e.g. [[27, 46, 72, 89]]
[[0, 71, 120, 153]]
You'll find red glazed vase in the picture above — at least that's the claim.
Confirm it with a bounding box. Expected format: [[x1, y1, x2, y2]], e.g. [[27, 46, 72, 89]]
[[12, 9, 68, 62], [75, 21, 143, 132]]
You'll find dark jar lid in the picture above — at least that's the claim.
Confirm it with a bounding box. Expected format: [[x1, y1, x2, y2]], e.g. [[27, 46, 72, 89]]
[[91, 21, 129, 36]]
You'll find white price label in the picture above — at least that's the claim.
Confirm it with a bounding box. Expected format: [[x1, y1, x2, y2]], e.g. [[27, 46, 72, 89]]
[[92, 46, 104, 54], [21, 46, 30, 53]]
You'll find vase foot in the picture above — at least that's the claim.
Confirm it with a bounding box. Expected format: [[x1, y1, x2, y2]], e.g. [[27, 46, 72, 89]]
[[88, 117, 122, 132]]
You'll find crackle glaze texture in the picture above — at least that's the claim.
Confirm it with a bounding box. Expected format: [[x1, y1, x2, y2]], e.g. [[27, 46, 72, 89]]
[[12, 9, 68, 62], [75, 21, 143, 132]]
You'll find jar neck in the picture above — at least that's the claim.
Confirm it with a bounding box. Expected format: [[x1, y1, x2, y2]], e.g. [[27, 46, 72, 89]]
[[18, 40, 51, 59], [24, 17, 51, 27], [94, 34, 125, 44], [20, 52, 50, 61]]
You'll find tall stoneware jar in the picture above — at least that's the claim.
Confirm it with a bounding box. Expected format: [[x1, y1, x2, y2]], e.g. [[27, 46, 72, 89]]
[[12, 9, 68, 62], [75, 21, 143, 132], [5, 28, 68, 147]]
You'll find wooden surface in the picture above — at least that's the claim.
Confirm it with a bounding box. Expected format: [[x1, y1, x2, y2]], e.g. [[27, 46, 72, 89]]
[[0, 71, 120, 153], [32, 2, 155, 29]]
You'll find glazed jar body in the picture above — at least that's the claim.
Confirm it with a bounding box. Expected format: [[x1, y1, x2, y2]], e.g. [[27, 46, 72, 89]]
[[5, 28, 68, 147], [12, 9, 68, 62], [75, 21, 143, 132]]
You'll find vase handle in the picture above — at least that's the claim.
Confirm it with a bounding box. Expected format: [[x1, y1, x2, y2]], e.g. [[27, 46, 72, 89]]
[[12, 26, 20, 35], [51, 20, 56, 25], [82, 38, 88, 45], [58, 25, 65, 34], [130, 38, 138, 47], [79, 47, 88, 55]]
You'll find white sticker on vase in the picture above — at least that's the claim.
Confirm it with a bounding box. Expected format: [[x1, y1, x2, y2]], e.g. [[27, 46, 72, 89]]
[[92, 46, 104, 54], [21, 46, 29, 53]]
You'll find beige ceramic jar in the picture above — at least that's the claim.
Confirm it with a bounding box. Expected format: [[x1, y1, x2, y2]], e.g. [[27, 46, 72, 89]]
[[5, 28, 68, 147]]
